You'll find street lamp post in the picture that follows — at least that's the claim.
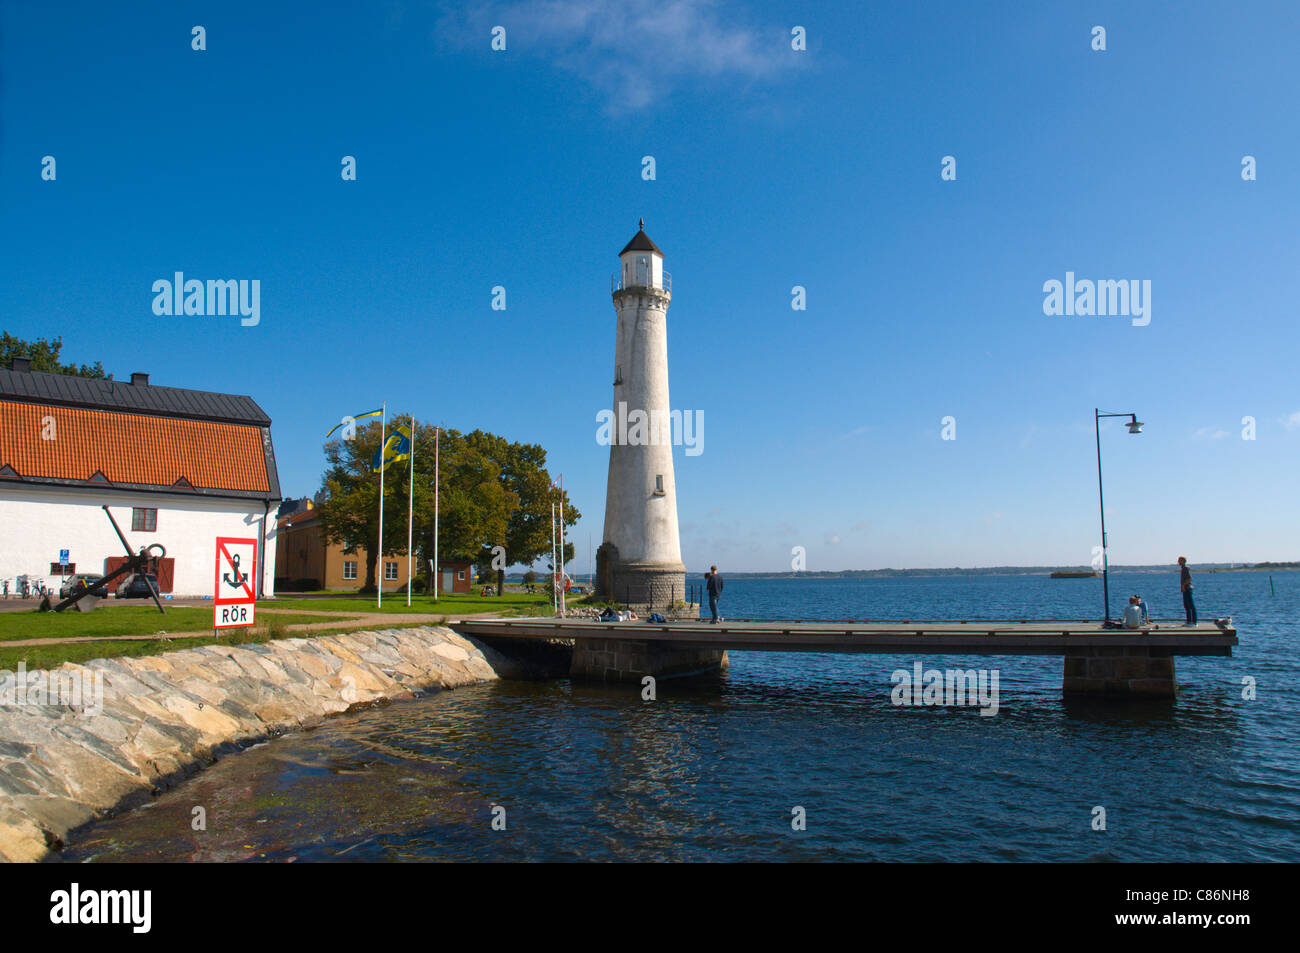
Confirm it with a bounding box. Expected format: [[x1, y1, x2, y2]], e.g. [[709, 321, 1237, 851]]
[[1095, 409, 1144, 623]]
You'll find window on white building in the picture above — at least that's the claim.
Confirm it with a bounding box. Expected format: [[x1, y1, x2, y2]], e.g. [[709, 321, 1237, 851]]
[[343, 561, 357, 580], [132, 507, 157, 532]]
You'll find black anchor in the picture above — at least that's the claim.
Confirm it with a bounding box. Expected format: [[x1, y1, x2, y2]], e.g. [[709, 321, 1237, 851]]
[[223, 553, 249, 589]]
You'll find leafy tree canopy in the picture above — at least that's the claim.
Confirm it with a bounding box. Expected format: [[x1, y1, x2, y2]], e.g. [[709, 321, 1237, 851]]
[[1, 332, 109, 378], [316, 417, 579, 591]]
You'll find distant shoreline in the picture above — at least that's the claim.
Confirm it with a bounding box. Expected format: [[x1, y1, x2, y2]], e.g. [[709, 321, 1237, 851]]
[[675, 564, 1300, 580], [508, 564, 1298, 582]]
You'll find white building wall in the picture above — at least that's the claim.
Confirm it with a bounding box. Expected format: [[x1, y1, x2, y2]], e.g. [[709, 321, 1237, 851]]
[[0, 486, 278, 598]]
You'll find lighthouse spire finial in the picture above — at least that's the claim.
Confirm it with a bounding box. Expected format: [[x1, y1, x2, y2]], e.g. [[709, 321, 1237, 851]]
[[639, 218, 644, 231]]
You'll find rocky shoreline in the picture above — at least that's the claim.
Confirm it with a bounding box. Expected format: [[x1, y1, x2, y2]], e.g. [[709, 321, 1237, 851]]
[[0, 625, 532, 862]]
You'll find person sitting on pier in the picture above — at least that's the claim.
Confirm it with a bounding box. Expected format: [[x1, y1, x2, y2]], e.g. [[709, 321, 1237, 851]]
[[1122, 595, 1146, 629], [1135, 594, 1151, 624]]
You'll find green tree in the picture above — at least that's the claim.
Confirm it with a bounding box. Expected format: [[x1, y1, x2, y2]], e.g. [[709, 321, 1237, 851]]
[[317, 419, 577, 596], [318, 421, 407, 591], [458, 430, 580, 593], [1, 332, 109, 378]]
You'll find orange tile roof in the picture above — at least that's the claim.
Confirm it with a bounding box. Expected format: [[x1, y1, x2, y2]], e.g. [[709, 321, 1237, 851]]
[[0, 401, 269, 493]]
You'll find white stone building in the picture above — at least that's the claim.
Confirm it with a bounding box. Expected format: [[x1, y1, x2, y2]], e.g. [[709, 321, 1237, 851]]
[[0, 360, 280, 598]]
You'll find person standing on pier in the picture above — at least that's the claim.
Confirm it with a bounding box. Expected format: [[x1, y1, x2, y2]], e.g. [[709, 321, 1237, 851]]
[[1178, 557, 1198, 626], [706, 566, 724, 623]]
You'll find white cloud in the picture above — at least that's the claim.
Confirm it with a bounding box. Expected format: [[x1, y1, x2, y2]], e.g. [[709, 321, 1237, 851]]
[[435, 0, 793, 111], [1192, 427, 1229, 441], [1283, 411, 1300, 431]]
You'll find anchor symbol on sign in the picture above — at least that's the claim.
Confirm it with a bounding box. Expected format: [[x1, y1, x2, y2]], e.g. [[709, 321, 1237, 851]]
[[223, 553, 249, 589]]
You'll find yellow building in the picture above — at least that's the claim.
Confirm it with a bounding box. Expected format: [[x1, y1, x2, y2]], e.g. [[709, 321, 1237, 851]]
[[275, 504, 412, 592], [274, 502, 473, 593]]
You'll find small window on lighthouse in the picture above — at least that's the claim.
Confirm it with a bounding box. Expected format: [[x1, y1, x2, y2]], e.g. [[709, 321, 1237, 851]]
[[654, 474, 664, 495], [637, 256, 648, 285], [614, 364, 622, 385]]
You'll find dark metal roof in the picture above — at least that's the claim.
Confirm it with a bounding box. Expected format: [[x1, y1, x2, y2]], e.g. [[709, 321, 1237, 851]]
[[619, 220, 663, 257], [0, 367, 271, 425]]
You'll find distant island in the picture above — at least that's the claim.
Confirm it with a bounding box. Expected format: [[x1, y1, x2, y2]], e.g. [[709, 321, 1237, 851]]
[[507, 562, 1299, 582], [675, 562, 1300, 579]]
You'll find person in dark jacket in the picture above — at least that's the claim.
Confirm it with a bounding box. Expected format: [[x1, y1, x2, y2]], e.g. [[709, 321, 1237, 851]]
[[705, 566, 723, 623], [1178, 556, 1197, 625]]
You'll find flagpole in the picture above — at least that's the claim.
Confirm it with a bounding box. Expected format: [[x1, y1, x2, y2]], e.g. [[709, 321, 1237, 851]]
[[377, 402, 385, 609], [433, 426, 439, 603], [406, 416, 415, 607], [551, 501, 557, 614], [559, 474, 566, 619]]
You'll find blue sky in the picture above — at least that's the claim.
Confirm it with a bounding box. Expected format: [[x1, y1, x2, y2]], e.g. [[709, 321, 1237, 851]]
[[3, 1, 1298, 572]]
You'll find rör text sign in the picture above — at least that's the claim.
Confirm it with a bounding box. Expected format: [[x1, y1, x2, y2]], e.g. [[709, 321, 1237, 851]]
[[213, 536, 257, 629]]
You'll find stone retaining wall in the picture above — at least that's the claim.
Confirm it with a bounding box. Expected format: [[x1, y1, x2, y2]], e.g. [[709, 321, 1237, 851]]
[[0, 626, 520, 862]]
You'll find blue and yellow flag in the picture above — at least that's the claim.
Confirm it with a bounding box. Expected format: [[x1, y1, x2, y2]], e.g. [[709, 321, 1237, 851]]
[[372, 425, 411, 472], [325, 408, 383, 439]]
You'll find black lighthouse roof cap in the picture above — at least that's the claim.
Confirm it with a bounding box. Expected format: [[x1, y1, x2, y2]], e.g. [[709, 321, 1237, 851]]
[[619, 218, 663, 256]]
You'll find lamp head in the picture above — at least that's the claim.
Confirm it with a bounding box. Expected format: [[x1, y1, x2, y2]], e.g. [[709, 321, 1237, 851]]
[[1127, 418, 1144, 434]]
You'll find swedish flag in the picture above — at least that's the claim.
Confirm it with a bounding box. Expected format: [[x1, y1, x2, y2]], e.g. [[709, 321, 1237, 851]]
[[325, 408, 383, 439], [373, 425, 411, 472]]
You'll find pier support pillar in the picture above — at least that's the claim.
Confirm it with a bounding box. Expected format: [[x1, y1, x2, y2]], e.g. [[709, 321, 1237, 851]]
[[1062, 645, 1176, 698], [570, 637, 728, 683]]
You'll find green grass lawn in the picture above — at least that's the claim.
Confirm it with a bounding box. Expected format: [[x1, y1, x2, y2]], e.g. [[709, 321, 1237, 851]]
[[0, 620, 442, 670], [0, 607, 338, 642], [263, 591, 554, 617], [0, 589, 553, 670], [0, 616, 447, 670]]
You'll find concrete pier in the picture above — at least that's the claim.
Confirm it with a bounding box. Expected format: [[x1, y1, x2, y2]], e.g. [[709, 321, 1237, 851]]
[[1062, 644, 1177, 697], [570, 637, 727, 682], [451, 618, 1236, 696]]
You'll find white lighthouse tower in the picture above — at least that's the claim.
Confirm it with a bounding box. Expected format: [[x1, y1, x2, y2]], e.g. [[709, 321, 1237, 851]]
[[596, 220, 686, 606]]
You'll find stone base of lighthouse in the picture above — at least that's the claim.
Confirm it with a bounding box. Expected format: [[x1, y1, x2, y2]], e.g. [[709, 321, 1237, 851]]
[[570, 637, 728, 683], [595, 544, 688, 609]]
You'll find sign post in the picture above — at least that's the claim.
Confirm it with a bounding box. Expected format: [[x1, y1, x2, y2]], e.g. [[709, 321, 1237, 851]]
[[213, 536, 257, 629]]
